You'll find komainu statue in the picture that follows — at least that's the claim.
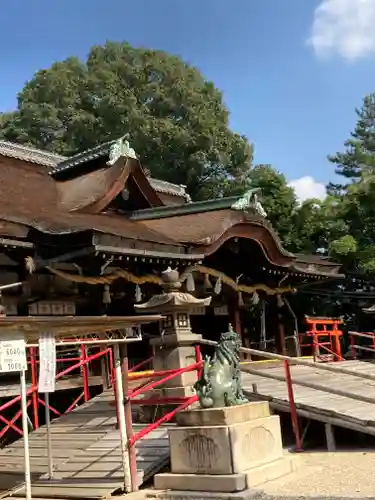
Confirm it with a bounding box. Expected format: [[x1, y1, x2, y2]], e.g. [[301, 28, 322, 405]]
[[194, 325, 248, 408]]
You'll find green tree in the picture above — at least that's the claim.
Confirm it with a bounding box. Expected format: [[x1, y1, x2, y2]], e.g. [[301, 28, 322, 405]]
[[324, 93, 375, 272], [0, 42, 252, 201], [247, 165, 299, 249], [328, 93, 375, 195], [294, 197, 348, 254], [329, 175, 375, 273]]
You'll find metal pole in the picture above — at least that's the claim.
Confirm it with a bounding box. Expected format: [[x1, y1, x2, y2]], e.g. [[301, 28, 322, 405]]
[[0, 281, 23, 291], [101, 347, 109, 391], [44, 393, 53, 479], [20, 369, 32, 500], [30, 348, 39, 429], [80, 344, 90, 402], [121, 344, 138, 492], [113, 343, 132, 493], [283, 297, 301, 357], [194, 345, 202, 378]]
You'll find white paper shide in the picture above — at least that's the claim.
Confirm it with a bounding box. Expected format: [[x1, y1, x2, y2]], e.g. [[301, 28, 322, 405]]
[[38, 332, 56, 393]]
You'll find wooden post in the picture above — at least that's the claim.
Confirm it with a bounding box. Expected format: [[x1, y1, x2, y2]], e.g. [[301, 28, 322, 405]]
[[284, 360, 302, 451], [232, 305, 246, 359], [44, 393, 54, 479], [325, 423, 336, 452], [121, 344, 138, 492], [278, 315, 287, 355], [100, 347, 110, 391], [113, 343, 132, 493], [260, 300, 266, 350]]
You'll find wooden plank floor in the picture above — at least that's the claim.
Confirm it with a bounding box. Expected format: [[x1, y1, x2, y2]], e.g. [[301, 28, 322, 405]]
[[6, 359, 375, 498], [242, 360, 375, 434], [0, 390, 170, 499]]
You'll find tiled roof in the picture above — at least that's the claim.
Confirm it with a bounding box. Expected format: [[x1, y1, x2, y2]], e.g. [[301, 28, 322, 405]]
[[148, 178, 191, 201], [0, 155, 182, 248], [0, 141, 190, 201], [52, 140, 114, 174], [0, 141, 65, 167]]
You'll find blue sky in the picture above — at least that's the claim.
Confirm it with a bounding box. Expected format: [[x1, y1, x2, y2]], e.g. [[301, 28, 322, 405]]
[[2, 0, 375, 200]]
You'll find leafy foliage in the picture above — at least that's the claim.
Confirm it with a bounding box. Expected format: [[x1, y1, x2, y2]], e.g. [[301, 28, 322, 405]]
[[327, 95, 375, 274], [0, 42, 252, 201], [328, 94, 375, 195], [246, 165, 298, 248], [5, 40, 375, 277], [293, 197, 347, 254]]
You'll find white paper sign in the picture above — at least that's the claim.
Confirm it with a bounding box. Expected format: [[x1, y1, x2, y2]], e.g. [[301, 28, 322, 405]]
[[38, 332, 56, 393], [0, 338, 27, 372]]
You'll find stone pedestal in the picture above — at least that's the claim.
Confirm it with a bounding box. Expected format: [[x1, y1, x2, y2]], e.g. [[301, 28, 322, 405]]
[[154, 402, 296, 497], [135, 268, 211, 401], [150, 332, 202, 398]]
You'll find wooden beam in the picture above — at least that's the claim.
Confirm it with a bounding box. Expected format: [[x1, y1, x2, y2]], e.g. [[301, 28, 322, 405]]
[[325, 423, 336, 452], [94, 244, 204, 261]]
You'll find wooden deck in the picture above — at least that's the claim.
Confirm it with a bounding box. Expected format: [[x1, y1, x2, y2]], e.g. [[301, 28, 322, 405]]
[[4, 359, 375, 498], [0, 390, 170, 499], [242, 360, 375, 435]]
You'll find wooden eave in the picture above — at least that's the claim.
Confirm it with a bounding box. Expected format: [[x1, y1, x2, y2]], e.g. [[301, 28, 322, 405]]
[[57, 157, 164, 214], [129, 192, 261, 221], [0, 315, 163, 343]]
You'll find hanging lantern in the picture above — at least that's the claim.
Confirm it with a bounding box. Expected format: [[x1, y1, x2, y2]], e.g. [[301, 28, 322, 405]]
[[135, 284, 142, 303], [214, 276, 222, 295], [204, 274, 212, 290], [277, 294, 284, 308], [102, 284, 111, 305], [251, 291, 259, 305], [186, 273, 195, 292]]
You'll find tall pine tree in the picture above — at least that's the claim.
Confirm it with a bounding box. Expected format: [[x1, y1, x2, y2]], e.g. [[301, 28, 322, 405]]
[[327, 93, 375, 273], [328, 94, 375, 195]]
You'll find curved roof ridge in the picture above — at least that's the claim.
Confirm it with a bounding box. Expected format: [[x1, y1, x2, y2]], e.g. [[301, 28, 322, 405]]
[[0, 140, 66, 167], [0, 140, 190, 200]]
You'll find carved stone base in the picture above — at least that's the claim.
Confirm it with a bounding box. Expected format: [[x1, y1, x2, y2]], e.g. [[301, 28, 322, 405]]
[[154, 402, 296, 494], [155, 456, 295, 491], [150, 489, 259, 500], [169, 414, 283, 474]]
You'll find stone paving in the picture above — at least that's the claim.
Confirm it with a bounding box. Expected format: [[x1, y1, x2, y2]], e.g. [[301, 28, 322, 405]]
[[258, 450, 375, 499]]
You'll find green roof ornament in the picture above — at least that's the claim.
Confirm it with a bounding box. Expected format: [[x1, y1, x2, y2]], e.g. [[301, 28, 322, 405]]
[[107, 136, 137, 166], [231, 189, 267, 217]]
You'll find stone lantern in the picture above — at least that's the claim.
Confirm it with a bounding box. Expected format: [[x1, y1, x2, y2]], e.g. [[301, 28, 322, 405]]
[[135, 267, 211, 399]]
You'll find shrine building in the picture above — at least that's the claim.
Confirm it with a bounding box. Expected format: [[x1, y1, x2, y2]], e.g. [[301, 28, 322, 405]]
[[0, 138, 343, 363]]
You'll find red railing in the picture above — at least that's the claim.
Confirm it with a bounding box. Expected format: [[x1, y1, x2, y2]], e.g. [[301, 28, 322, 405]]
[[195, 339, 305, 453], [299, 317, 344, 362], [311, 334, 345, 362], [108, 344, 202, 491], [0, 345, 112, 444], [348, 330, 375, 358]]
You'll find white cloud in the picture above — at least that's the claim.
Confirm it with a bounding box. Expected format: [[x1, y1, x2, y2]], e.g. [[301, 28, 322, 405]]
[[308, 0, 375, 60], [288, 176, 327, 203]]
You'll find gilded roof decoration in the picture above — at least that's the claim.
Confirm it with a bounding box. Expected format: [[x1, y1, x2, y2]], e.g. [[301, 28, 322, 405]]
[[231, 190, 267, 218], [107, 136, 137, 166]]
